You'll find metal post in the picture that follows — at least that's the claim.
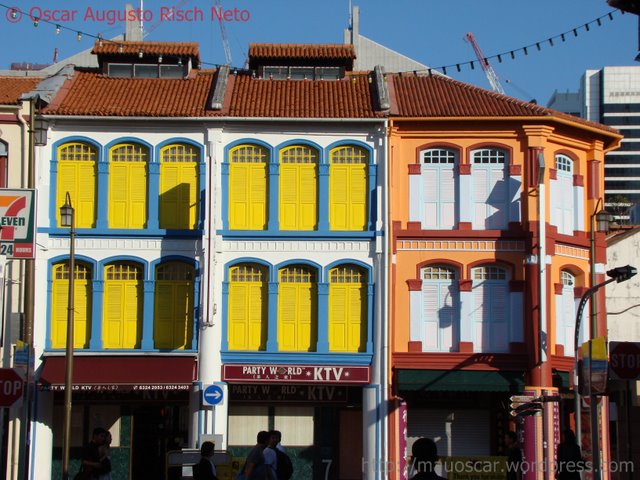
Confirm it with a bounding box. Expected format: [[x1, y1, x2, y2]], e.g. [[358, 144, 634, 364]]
[[61, 193, 75, 480]]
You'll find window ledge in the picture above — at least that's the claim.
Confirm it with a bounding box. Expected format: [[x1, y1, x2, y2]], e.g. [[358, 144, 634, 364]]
[[42, 227, 204, 238], [221, 351, 372, 365], [220, 230, 378, 240]]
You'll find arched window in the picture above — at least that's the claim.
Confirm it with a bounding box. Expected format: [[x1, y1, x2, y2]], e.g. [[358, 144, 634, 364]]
[[108, 143, 148, 228], [159, 143, 200, 229], [328, 266, 367, 352], [554, 155, 574, 235], [471, 148, 508, 229], [103, 263, 143, 348], [558, 270, 577, 355], [420, 265, 459, 351], [279, 146, 318, 230], [421, 148, 457, 229], [471, 265, 510, 352], [278, 266, 317, 351], [57, 142, 97, 227], [228, 144, 268, 230], [228, 264, 268, 350], [51, 262, 92, 348], [329, 146, 368, 230], [154, 262, 195, 349]]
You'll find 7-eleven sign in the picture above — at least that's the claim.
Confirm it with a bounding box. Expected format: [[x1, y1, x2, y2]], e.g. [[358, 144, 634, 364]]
[[0, 189, 36, 259]]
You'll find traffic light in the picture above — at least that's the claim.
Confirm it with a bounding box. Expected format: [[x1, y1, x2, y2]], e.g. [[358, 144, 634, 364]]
[[606, 265, 638, 283], [608, 0, 640, 14]]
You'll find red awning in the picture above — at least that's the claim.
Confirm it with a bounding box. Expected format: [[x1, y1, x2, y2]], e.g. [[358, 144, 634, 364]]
[[38, 355, 197, 390]]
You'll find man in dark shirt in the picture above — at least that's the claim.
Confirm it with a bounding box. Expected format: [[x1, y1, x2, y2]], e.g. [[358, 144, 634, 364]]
[[79, 427, 107, 479]]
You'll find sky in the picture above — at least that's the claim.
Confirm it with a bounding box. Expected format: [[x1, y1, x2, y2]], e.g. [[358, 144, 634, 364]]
[[0, 0, 638, 105]]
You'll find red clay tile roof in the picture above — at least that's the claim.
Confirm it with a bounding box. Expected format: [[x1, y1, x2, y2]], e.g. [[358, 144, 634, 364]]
[[248, 43, 356, 61], [224, 72, 380, 118], [390, 74, 619, 134], [44, 70, 216, 117], [91, 41, 200, 61], [43, 69, 381, 118], [0, 77, 40, 105]]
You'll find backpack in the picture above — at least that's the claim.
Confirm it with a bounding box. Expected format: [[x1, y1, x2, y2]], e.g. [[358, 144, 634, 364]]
[[275, 449, 293, 480]]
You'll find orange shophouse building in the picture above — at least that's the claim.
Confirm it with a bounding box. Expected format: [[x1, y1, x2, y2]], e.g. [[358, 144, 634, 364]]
[[385, 73, 621, 479]]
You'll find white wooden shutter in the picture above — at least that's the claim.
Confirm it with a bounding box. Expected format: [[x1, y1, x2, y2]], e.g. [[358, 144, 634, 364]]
[[473, 284, 488, 351], [440, 167, 456, 229], [422, 166, 438, 229], [490, 283, 509, 352], [559, 173, 574, 235], [473, 169, 488, 229], [487, 168, 507, 229], [562, 287, 575, 355], [422, 283, 439, 350]]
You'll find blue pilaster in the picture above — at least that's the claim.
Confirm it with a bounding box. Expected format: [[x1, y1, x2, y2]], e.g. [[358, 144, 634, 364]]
[[198, 161, 207, 230], [368, 164, 378, 230], [268, 163, 279, 230], [90, 280, 104, 349], [317, 282, 329, 353], [318, 164, 329, 231], [147, 163, 160, 230], [141, 280, 155, 349], [220, 282, 229, 350], [267, 281, 279, 351], [366, 284, 374, 353], [96, 162, 109, 229]]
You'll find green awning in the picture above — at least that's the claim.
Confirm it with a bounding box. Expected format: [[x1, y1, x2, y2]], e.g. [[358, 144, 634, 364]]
[[397, 369, 525, 393]]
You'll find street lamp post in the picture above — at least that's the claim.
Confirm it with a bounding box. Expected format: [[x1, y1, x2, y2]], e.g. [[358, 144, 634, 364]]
[[60, 192, 75, 480], [574, 264, 637, 480]]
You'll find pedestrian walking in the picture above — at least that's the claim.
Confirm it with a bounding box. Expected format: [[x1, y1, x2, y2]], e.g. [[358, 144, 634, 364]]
[[504, 431, 523, 480], [556, 429, 583, 480], [409, 437, 446, 480]]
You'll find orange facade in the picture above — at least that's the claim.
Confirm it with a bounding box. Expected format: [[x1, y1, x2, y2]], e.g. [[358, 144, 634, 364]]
[[386, 113, 620, 479]]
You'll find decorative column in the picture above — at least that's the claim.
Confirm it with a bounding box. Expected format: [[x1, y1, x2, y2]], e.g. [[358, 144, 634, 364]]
[[316, 282, 329, 353], [141, 279, 155, 350], [267, 281, 279, 351]]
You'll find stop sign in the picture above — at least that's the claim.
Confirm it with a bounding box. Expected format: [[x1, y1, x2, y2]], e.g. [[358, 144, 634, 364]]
[[609, 342, 640, 380], [0, 369, 24, 407]]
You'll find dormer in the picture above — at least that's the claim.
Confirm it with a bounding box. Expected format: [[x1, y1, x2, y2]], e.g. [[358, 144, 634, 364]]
[[91, 41, 200, 78], [248, 43, 356, 80]]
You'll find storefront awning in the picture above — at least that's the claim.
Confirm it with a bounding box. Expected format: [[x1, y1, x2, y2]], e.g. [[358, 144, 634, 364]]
[[396, 369, 525, 393], [38, 355, 197, 391]]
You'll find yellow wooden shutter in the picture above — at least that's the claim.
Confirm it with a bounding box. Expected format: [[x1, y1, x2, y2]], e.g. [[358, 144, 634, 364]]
[[57, 142, 97, 228], [249, 164, 267, 229], [279, 165, 299, 230], [109, 144, 148, 229], [330, 165, 349, 230], [280, 146, 318, 230], [229, 145, 268, 230], [129, 163, 147, 228], [228, 265, 266, 350], [160, 144, 199, 229], [229, 163, 249, 229], [103, 264, 142, 349], [329, 267, 366, 352], [350, 164, 367, 230], [329, 146, 367, 231], [278, 267, 316, 352], [154, 262, 194, 349], [51, 263, 92, 349], [299, 165, 317, 230], [328, 284, 347, 351]]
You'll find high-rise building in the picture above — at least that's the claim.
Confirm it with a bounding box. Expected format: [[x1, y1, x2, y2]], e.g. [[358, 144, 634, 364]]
[[548, 66, 640, 221]]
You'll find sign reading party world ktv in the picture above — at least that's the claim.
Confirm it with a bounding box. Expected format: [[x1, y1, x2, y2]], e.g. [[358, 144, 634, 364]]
[[0, 189, 36, 259]]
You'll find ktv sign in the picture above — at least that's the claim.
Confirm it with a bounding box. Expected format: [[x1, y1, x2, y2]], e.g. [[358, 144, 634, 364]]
[[0, 189, 36, 259]]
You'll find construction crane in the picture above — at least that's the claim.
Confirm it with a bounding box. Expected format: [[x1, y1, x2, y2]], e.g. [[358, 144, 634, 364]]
[[214, 0, 232, 65], [464, 32, 505, 95]]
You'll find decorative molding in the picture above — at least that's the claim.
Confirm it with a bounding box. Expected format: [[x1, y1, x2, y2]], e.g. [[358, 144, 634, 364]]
[[555, 243, 589, 261], [392, 352, 529, 370], [221, 240, 373, 252], [396, 239, 525, 252], [48, 237, 201, 252]]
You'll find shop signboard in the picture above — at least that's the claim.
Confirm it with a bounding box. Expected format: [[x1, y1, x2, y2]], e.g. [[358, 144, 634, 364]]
[[222, 364, 370, 384], [0, 189, 36, 259]]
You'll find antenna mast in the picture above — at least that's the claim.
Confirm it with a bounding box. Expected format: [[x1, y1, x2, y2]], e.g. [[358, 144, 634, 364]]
[[464, 32, 505, 95]]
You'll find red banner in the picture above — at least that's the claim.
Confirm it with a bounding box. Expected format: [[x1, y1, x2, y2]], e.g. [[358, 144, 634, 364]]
[[222, 364, 370, 384]]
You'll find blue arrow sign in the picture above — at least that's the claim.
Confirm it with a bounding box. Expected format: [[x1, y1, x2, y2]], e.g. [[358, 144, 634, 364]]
[[202, 384, 224, 406]]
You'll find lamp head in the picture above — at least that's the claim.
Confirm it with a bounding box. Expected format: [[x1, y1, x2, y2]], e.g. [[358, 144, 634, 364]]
[[59, 192, 74, 227], [595, 210, 613, 233], [606, 265, 638, 283]]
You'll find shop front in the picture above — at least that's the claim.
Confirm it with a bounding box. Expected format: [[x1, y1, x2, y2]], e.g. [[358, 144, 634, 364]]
[[37, 355, 197, 480], [222, 364, 371, 480]]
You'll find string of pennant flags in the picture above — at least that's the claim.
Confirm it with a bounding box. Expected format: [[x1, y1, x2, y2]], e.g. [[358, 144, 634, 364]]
[[0, 2, 627, 74]]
